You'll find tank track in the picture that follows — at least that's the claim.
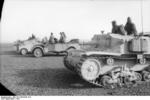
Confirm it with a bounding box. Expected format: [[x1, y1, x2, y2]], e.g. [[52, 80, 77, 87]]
[[64, 55, 103, 86], [64, 55, 150, 88]]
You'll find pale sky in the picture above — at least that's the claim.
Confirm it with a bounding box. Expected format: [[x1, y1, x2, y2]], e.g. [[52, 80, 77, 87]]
[[1, 0, 150, 43]]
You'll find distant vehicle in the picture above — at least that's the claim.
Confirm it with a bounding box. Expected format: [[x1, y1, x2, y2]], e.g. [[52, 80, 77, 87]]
[[31, 39, 80, 57], [14, 38, 42, 55]]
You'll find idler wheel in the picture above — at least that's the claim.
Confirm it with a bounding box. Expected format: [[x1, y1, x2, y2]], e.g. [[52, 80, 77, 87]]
[[80, 58, 101, 81]]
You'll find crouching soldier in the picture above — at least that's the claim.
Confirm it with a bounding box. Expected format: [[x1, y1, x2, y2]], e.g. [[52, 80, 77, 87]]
[[111, 20, 126, 35]]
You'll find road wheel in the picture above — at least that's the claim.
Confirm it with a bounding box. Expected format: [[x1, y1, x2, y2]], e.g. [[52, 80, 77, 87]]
[[134, 72, 142, 83], [20, 49, 28, 55], [124, 75, 133, 86], [143, 71, 150, 82], [33, 48, 43, 57]]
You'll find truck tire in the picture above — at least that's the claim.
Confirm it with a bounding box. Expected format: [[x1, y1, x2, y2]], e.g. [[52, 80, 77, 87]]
[[20, 48, 28, 55], [33, 48, 43, 57]]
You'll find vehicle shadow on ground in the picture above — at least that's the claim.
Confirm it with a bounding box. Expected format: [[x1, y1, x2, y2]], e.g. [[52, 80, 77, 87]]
[[11, 54, 66, 58], [0, 51, 19, 55], [17, 68, 97, 89], [0, 51, 33, 57]]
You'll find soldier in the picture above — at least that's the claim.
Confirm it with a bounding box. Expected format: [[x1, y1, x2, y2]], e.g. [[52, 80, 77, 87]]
[[125, 17, 137, 36], [42, 37, 48, 44], [54, 38, 58, 43], [49, 32, 55, 44], [111, 21, 126, 35], [31, 34, 36, 39], [59, 32, 66, 43], [111, 20, 119, 34], [62, 32, 66, 43]]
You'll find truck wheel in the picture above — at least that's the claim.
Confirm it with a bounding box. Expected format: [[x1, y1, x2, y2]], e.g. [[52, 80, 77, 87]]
[[20, 49, 28, 55], [33, 48, 43, 57]]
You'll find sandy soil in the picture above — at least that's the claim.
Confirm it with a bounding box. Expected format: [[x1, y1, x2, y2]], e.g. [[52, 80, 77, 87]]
[[1, 43, 150, 95]]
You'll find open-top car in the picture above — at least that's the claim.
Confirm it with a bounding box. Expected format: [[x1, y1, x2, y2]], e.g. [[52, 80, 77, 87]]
[[31, 39, 81, 57]]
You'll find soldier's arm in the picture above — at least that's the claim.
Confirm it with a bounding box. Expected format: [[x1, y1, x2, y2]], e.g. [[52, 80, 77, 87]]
[[132, 24, 137, 35]]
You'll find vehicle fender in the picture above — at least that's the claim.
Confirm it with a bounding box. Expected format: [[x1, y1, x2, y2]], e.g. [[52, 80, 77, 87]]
[[31, 45, 45, 53], [20, 48, 28, 53], [68, 46, 76, 49]]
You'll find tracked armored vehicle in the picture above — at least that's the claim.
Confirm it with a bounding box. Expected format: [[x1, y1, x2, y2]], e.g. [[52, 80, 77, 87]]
[[64, 33, 150, 88]]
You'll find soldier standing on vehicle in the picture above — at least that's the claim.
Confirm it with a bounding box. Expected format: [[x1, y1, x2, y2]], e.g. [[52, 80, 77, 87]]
[[42, 37, 48, 44], [125, 17, 137, 36], [62, 32, 66, 42], [49, 32, 55, 43], [59, 32, 62, 43], [59, 32, 66, 43]]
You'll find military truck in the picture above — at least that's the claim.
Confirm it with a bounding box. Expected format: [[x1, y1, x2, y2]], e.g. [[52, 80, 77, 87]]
[[32, 39, 81, 57]]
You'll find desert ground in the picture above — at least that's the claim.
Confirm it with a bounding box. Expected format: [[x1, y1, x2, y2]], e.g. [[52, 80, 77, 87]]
[[1, 43, 150, 95]]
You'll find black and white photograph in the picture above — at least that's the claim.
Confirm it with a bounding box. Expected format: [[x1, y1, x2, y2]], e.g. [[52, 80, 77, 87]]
[[1, 0, 150, 96]]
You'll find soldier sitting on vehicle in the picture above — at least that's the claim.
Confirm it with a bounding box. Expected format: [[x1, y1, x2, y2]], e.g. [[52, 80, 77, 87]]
[[54, 38, 58, 43], [111, 21, 126, 35], [42, 37, 48, 44], [28, 34, 36, 40], [49, 32, 55, 44], [31, 34, 36, 39], [125, 17, 137, 36], [59, 32, 66, 43]]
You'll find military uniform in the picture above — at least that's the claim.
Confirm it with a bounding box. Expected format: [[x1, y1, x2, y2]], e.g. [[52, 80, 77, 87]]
[[125, 22, 137, 35]]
